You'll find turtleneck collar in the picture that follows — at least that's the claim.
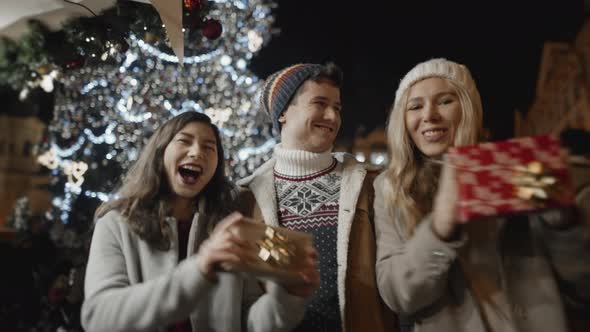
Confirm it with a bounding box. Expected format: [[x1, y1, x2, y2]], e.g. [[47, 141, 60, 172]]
[[273, 143, 335, 176]]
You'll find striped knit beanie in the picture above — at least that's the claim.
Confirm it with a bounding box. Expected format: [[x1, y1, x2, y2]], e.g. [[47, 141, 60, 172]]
[[260, 63, 323, 132]]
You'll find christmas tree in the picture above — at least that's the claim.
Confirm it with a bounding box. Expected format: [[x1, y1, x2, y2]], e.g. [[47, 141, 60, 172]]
[[2, 0, 278, 330], [44, 0, 277, 226]]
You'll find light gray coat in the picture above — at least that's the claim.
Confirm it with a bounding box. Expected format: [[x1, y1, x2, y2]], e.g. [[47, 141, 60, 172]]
[[374, 171, 590, 332], [81, 209, 306, 332]]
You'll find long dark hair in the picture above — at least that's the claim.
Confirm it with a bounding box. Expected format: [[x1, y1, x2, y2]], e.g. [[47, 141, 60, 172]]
[[94, 112, 235, 249]]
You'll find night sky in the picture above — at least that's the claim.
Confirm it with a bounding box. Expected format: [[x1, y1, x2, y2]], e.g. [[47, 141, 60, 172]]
[[250, 0, 586, 141]]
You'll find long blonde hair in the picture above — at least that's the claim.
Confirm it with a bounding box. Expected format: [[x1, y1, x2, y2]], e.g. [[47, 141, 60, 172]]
[[382, 60, 483, 236]]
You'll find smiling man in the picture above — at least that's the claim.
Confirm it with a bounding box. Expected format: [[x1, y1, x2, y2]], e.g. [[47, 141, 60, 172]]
[[238, 63, 397, 332]]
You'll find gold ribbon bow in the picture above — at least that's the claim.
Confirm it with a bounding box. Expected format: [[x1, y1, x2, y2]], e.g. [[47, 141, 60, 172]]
[[512, 161, 558, 204], [256, 227, 296, 266]]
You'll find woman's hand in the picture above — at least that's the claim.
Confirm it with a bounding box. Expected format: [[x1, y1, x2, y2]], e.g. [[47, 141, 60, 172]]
[[196, 212, 251, 281], [280, 245, 320, 298], [431, 162, 463, 240]]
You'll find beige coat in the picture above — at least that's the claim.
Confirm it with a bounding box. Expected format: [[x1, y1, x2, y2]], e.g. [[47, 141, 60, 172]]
[[82, 209, 307, 332], [237, 154, 398, 332], [373, 171, 590, 332]]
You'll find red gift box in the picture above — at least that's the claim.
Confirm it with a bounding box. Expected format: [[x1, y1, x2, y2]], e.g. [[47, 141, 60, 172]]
[[447, 135, 575, 222]]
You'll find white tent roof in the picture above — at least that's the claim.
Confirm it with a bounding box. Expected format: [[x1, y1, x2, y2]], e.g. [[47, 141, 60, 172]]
[[0, 0, 185, 61], [0, 0, 150, 39]]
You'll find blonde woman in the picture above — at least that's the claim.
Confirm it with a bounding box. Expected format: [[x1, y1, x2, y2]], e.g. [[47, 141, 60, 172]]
[[374, 58, 590, 332]]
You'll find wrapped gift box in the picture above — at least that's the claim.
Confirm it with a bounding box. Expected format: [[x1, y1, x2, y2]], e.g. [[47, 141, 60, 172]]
[[222, 219, 313, 285], [447, 135, 575, 222]]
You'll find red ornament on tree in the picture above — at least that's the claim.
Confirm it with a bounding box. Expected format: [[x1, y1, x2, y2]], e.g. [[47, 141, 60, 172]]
[[202, 18, 222, 40], [184, 0, 203, 11]]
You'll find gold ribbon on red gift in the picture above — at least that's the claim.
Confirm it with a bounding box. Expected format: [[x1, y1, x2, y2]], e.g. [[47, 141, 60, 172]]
[[512, 161, 558, 204], [256, 227, 296, 266]]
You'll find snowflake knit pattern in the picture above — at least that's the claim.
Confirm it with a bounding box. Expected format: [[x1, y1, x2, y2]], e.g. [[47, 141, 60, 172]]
[[275, 158, 342, 331]]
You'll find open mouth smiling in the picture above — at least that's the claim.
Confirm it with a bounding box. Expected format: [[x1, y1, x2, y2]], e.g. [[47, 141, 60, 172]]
[[177, 163, 203, 185]]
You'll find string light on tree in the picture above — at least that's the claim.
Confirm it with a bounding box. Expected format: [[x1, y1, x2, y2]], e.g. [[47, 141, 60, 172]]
[[40, 0, 279, 226]]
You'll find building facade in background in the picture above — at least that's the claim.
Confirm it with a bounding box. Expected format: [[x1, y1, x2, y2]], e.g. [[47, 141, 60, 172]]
[[515, 21, 590, 137], [0, 115, 50, 229]]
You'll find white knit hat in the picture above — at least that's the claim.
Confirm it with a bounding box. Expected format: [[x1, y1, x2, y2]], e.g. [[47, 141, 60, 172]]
[[393, 58, 482, 117]]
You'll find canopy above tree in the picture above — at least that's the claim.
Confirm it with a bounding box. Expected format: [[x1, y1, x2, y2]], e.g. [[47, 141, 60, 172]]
[[0, 0, 186, 61], [1, 0, 120, 38]]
